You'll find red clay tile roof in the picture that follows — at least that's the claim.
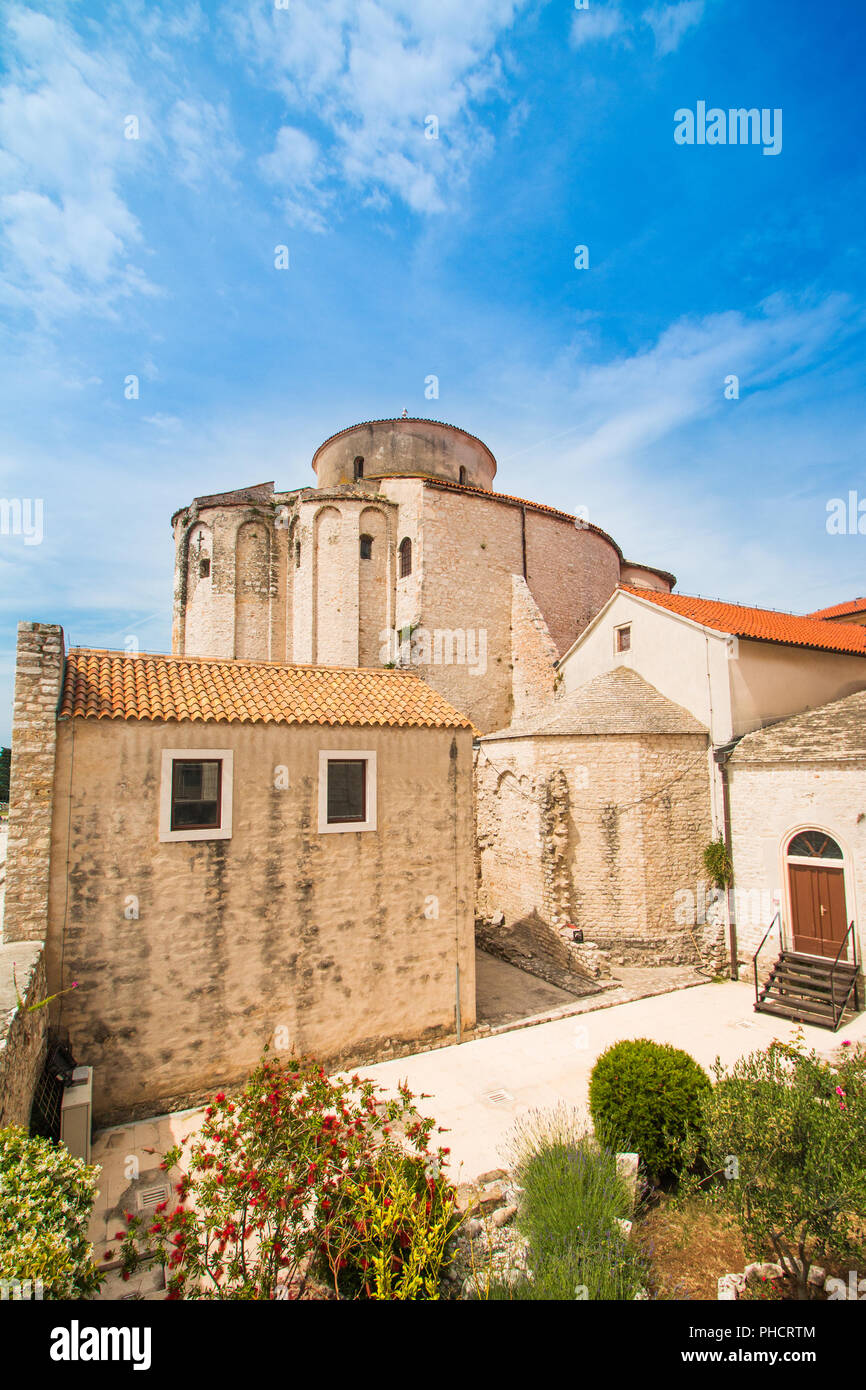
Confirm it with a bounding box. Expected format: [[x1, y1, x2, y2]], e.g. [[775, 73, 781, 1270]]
[[618, 585, 866, 657], [59, 650, 475, 729], [806, 598, 866, 620]]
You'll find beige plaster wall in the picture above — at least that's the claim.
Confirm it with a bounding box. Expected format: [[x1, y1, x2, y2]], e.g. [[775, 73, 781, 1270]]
[[561, 591, 734, 743], [729, 640, 866, 737], [45, 718, 475, 1124]]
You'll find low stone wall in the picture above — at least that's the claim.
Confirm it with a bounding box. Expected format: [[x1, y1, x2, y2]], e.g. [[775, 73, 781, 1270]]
[[0, 941, 47, 1130], [475, 913, 605, 997]]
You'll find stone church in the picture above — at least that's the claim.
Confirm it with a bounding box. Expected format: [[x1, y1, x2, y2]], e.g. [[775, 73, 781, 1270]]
[[4, 414, 865, 1127], [170, 416, 675, 735]]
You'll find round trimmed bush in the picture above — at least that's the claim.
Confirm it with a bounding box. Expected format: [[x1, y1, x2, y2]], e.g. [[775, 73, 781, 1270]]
[[588, 1039, 711, 1186]]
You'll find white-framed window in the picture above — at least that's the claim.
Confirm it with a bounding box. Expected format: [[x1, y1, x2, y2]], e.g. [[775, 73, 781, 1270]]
[[159, 749, 234, 842], [614, 623, 632, 654], [318, 750, 377, 834]]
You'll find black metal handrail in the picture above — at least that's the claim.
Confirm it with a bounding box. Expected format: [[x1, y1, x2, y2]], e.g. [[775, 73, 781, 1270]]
[[753, 910, 782, 1008], [829, 921, 858, 1030]]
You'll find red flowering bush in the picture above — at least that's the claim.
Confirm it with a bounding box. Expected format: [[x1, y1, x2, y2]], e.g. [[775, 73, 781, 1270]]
[[314, 1150, 460, 1299], [117, 1054, 455, 1300]]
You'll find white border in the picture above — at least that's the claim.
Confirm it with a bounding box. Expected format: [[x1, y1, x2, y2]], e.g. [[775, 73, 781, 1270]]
[[318, 750, 377, 834], [159, 749, 234, 842]]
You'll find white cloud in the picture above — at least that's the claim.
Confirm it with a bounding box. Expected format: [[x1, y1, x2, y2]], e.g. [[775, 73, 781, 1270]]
[[569, 7, 629, 50], [0, 4, 242, 320], [642, 1, 705, 56], [0, 7, 154, 319], [570, 0, 704, 56], [167, 98, 241, 187], [232, 0, 529, 223]]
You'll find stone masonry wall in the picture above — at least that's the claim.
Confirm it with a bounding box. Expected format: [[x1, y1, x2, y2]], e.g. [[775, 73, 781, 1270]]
[[510, 576, 559, 725], [477, 731, 715, 968], [45, 719, 476, 1125], [0, 941, 47, 1130], [3, 622, 65, 945]]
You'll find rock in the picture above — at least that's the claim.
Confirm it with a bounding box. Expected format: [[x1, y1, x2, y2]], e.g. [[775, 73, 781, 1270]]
[[807, 1265, 826, 1288], [466, 1218, 484, 1238], [491, 911, 505, 927], [476, 1168, 509, 1185], [744, 1261, 782, 1281], [492, 1204, 518, 1228], [478, 1183, 506, 1210], [633, 1287, 648, 1300], [616, 1153, 640, 1211], [455, 1184, 480, 1216], [718, 1272, 747, 1300], [615, 1218, 633, 1239]]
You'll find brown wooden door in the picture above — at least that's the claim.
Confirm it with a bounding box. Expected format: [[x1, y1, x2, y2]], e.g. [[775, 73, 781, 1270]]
[[789, 864, 848, 958]]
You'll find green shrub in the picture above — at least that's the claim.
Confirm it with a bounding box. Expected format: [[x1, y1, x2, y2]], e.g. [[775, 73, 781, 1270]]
[[485, 1105, 648, 1301], [0, 1125, 103, 1299], [589, 1039, 710, 1186], [702, 1037, 866, 1299]]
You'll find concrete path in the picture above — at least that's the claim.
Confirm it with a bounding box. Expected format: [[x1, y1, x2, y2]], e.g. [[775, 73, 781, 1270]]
[[357, 978, 866, 1183]]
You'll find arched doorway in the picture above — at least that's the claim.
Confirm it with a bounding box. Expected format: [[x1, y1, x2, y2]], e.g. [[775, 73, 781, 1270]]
[[785, 829, 850, 959]]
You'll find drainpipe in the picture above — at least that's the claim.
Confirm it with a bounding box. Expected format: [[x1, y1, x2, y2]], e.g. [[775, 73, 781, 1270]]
[[520, 505, 527, 580], [713, 740, 741, 981]]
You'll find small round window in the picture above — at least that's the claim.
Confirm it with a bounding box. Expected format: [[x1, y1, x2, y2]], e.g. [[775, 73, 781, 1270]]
[[787, 830, 843, 860]]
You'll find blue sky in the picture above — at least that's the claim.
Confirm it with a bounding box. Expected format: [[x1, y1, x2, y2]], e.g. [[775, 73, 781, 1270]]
[[1, 0, 865, 740]]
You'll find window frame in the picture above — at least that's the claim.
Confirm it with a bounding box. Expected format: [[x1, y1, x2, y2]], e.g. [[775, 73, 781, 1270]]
[[318, 750, 377, 834], [614, 623, 632, 654], [359, 533, 373, 560], [159, 748, 234, 842], [398, 537, 412, 578]]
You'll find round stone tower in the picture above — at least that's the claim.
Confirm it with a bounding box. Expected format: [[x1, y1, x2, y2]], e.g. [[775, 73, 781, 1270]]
[[170, 415, 674, 732], [312, 417, 497, 491]]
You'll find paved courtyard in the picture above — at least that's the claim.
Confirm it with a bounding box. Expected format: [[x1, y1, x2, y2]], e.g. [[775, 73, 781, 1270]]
[[88, 974, 866, 1281], [356, 977, 866, 1180]]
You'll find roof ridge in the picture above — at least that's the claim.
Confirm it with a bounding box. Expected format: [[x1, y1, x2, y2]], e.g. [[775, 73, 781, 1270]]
[[66, 648, 426, 677], [617, 585, 866, 657]]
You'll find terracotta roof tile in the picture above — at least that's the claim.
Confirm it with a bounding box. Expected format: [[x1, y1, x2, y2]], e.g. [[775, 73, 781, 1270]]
[[806, 597, 866, 621], [59, 650, 475, 730], [618, 586, 866, 657]]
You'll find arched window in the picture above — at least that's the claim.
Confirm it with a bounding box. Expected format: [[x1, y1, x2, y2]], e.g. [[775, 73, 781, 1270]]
[[787, 830, 843, 860], [353, 456, 364, 480], [360, 534, 373, 560], [458, 466, 467, 485], [398, 537, 412, 578], [295, 540, 301, 568]]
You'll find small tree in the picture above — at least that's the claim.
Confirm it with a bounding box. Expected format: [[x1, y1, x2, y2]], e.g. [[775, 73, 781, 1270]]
[[589, 1039, 711, 1186], [0, 1126, 103, 1298], [118, 1055, 455, 1299], [703, 1038, 866, 1299]]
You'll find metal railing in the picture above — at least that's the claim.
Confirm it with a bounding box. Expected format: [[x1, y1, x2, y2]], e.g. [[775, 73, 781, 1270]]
[[753, 910, 782, 1009], [829, 921, 859, 1030]]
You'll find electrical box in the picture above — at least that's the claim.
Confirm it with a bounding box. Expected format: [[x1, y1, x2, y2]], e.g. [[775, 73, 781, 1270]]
[[60, 1066, 93, 1163]]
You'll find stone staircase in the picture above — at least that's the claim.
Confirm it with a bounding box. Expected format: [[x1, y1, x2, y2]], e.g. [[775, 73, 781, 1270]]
[[754, 950, 860, 1031]]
